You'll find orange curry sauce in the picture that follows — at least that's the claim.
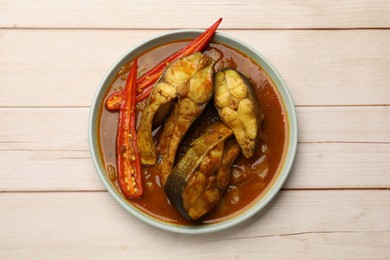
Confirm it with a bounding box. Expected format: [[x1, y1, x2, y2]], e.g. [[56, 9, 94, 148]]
[[98, 40, 287, 225]]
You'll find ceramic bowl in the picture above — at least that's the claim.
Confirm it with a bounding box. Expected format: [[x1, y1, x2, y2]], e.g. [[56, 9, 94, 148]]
[[89, 29, 298, 234]]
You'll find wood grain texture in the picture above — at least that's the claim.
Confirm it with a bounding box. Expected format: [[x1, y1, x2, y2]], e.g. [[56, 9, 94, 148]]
[[284, 142, 390, 189], [0, 142, 389, 191], [1, 0, 390, 29], [1, 106, 389, 151], [0, 108, 88, 151], [1, 1, 389, 257], [0, 108, 389, 191], [1, 29, 389, 107], [0, 150, 103, 191], [297, 106, 390, 143], [0, 191, 388, 259]]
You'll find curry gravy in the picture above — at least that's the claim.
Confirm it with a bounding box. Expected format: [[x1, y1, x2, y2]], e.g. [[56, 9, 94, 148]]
[[98, 40, 287, 225]]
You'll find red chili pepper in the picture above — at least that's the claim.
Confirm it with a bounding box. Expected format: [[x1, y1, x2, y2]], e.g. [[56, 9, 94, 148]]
[[105, 18, 223, 110], [116, 59, 143, 198]]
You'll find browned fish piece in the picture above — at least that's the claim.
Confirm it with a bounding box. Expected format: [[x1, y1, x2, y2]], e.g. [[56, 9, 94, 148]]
[[215, 138, 241, 191], [214, 69, 263, 158], [164, 122, 241, 220], [137, 52, 215, 166], [156, 94, 214, 184]]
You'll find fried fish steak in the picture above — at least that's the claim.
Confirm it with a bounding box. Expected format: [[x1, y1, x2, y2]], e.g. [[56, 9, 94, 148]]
[[137, 52, 215, 166], [214, 69, 263, 158], [164, 122, 241, 220]]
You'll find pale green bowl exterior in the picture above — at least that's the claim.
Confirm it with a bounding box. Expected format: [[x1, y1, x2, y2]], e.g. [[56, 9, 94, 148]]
[[89, 30, 298, 234]]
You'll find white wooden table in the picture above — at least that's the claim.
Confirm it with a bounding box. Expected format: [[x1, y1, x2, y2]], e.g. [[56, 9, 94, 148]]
[[1, 1, 389, 259]]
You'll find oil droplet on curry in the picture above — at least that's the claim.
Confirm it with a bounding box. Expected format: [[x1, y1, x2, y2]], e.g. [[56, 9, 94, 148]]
[[98, 40, 287, 225]]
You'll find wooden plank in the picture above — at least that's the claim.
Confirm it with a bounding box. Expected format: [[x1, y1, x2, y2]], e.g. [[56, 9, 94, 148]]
[[284, 142, 390, 189], [1, 106, 389, 151], [0, 108, 88, 151], [1, 29, 390, 107], [297, 106, 390, 143], [0, 150, 103, 191], [0, 191, 388, 258], [1, 0, 390, 29], [1, 143, 389, 191], [0, 108, 389, 191]]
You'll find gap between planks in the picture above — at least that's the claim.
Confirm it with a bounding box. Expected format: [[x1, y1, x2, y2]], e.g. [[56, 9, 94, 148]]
[[1, 140, 390, 152], [1, 187, 389, 193], [1, 27, 390, 31], [1, 104, 390, 109], [1, 141, 390, 153], [202, 230, 390, 243]]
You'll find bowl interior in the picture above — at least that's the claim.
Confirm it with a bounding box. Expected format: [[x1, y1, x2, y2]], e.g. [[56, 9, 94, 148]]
[[89, 30, 298, 234]]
